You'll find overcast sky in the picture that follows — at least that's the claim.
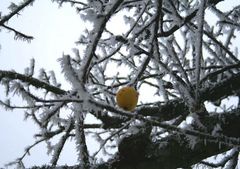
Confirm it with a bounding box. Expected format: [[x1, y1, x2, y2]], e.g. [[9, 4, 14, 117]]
[[1, 0, 240, 168]]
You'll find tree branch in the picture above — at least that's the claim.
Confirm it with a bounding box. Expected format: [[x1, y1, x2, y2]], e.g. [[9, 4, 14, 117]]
[[137, 72, 240, 121], [200, 72, 240, 102], [157, 0, 223, 37], [80, 0, 124, 84], [0, 70, 66, 95], [94, 108, 240, 169], [2, 24, 34, 42], [0, 0, 35, 25]]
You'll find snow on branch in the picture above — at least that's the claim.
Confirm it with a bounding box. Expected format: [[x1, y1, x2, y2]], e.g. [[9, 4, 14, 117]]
[[59, 55, 82, 88], [40, 102, 66, 127], [79, 0, 124, 84], [194, 0, 206, 96], [5, 137, 46, 169], [0, 0, 34, 25], [1, 24, 34, 42], [93, 108, 240, 169], [2, 0, 240, 168], [0, 0, 35, 41], [74, 104, 90, 168], [0, 70, 66, 95], [200, 148, 239, 168], [52, 0, 87, 7], [91, 99, 240, 147], [50, 119, 73, 166], [129, 0, 161, 87]]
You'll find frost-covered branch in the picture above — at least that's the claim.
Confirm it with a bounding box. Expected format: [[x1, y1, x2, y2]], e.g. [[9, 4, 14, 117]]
[[2, 0, 240, 168], [92, 119, 132, 158], [0, 99, 53, 110], [200, 148, 239, 168], [139, 72, 240, 119], [0, 0, 34, 25], [200, 62, 240, 85], [0, 0, 35, 41], [157, 0, 222, 38], [200, 72, 240, 102], [1, 24, 34, 42], [0, 70, 66, 95], [94, 108, 240, 169], [51, 119, 73, 166], [25, 106, 240, 168], [52, 0, 87, 6], [5, 137, 46, 169], [91, 99, 240, 147], [194, 0, 206, 102], [129, 0, 161, 87], [79, 0, 124, 84], [74, 108, 90, 168]]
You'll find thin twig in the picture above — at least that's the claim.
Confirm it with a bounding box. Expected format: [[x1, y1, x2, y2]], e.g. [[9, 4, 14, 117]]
[[92, 119, 133, 158], [0, 0, 35, 25]]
